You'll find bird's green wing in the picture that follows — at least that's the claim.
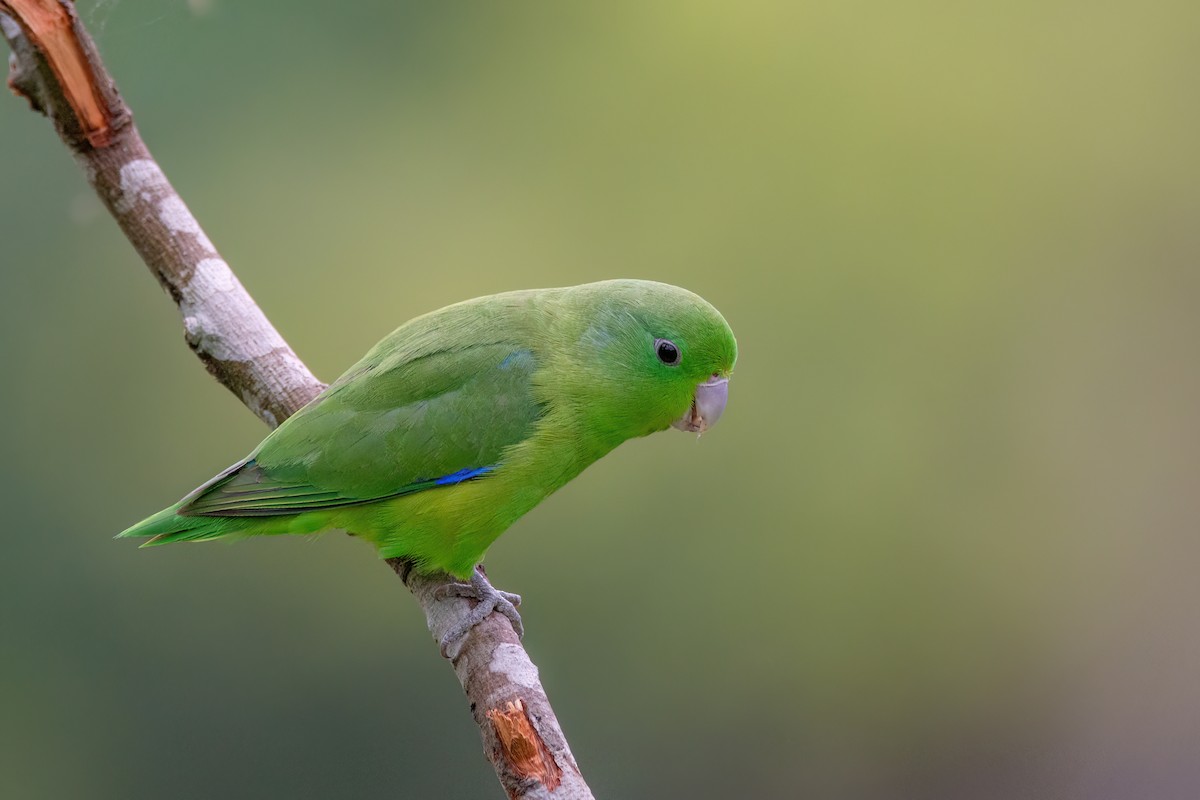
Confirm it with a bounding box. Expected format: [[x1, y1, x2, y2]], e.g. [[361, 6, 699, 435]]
[[179, 344, 543, 517]]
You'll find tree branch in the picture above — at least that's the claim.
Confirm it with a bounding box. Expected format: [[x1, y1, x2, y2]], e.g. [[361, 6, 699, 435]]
[[1, 3, 593, 797]]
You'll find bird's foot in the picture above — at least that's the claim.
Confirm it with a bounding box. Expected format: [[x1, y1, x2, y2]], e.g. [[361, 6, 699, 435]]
[[434, 565, 523, 655]]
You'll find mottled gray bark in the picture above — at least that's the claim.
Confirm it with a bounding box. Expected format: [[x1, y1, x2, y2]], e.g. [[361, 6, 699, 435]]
[[0, 3, 593, 797]]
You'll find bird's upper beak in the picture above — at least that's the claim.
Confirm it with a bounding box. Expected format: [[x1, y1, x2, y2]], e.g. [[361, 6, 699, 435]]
[[671, 375, 729, 434]]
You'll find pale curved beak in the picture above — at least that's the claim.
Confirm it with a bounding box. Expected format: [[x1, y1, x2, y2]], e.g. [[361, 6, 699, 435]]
[[671, 375, 729, 433]]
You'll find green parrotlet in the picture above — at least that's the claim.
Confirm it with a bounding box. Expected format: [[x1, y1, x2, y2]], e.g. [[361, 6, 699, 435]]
[[120, 279, 737, 645]]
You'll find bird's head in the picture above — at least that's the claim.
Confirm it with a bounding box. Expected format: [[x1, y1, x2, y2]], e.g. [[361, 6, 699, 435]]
[[557, 280, 737, 445]]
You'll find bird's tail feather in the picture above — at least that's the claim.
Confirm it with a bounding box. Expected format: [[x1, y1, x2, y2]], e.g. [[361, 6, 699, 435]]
[[116, 503, 229, 547]]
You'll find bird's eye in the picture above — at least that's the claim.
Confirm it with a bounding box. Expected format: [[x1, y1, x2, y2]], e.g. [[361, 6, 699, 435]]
[[654, 338, 681, 366]]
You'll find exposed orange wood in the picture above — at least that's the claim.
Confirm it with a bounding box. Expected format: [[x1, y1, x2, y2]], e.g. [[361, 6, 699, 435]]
[[1, 0, 111, 145], [487, 699, 563, 791]]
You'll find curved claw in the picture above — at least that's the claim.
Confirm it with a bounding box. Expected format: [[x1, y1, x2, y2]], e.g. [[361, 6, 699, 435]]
[[436, 566, 524, 656]]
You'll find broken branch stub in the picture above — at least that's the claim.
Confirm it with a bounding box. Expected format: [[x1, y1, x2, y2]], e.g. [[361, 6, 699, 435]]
[[0, 0, 122, 146]]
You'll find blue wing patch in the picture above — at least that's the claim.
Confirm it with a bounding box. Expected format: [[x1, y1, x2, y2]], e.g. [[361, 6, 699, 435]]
[[433, 466, 494, 485], [498, 350, 534, 371]]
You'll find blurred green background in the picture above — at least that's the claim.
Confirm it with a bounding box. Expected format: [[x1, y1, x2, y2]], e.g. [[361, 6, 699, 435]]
[[3, 1, 1199, 798]]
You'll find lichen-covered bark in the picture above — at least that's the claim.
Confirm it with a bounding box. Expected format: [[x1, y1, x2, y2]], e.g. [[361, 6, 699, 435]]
[[82, 143, 324, 426], [1, 4, 593, 797]]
